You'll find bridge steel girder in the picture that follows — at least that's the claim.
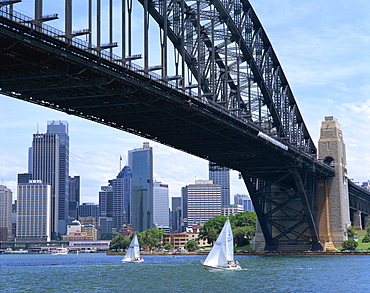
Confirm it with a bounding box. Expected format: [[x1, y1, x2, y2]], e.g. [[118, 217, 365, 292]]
[[348, 180, 370, 215], [241, 167, 323, 251], [139, 0, 316, 155], [0, 3, 338, 251]]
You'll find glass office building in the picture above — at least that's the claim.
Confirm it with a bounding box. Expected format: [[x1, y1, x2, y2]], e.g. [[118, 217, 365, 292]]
[[128, 142, 153, 232]]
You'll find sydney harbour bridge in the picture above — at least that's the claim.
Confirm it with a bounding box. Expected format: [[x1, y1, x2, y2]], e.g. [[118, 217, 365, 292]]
[[0, 0, 369, 251]]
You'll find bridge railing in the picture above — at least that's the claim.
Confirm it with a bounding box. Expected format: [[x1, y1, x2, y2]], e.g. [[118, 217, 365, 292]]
[[0, 7, 195, 93], [0, 6, 267, 131]]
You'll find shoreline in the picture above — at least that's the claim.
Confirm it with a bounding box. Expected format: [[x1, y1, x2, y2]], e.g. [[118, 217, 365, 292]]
[[107, 250, 370, 256]]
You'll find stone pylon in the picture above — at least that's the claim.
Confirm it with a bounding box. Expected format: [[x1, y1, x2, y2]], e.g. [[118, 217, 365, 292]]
[[353, 211, 362, 230], [318, 116, 351, 247]]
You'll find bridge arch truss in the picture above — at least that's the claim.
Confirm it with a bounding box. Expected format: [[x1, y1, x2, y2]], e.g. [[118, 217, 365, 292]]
[[142, 0, 315, 155]]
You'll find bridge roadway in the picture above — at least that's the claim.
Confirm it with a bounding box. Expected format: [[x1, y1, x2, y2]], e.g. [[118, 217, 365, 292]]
[[0, 4, 368, 250]]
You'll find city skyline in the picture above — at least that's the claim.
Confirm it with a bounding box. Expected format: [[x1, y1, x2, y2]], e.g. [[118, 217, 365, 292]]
[[1, 0, 369, 204]]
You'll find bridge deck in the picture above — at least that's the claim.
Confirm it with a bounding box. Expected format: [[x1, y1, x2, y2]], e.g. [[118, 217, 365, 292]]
[[0, 12, 335, 185]]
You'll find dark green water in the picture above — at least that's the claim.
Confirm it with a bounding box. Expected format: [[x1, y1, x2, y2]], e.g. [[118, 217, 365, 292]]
[[1, 253, 369, 292]]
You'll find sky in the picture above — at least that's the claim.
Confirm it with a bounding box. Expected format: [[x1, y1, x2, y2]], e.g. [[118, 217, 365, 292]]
[[1, 0, 369, 204]]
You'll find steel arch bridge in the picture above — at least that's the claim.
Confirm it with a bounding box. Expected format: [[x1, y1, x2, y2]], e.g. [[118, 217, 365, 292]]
[[1, 0, 367, 251]]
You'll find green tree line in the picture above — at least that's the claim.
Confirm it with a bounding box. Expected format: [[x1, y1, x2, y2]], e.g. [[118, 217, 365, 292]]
[[198, 212, 256, 247], [109, 228, 164, 251]]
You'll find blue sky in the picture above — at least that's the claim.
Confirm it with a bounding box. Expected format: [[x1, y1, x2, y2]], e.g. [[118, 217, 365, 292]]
[[1, 0, 369, 204]]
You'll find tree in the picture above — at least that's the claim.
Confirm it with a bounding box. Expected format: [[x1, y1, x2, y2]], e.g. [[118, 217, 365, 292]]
[[362, 234, 370, 243], [341, 239, 358, 251], [231, 211, 256, 229], [102, 232, 118, 240], [164, 243, 173, 251], [233, 226, 255, 247], [139, 228, 164, 251], [184, 239, 199, 252], [198, 226, 218, 245], [347, 226, 357, 237], [109, 234, 131, 251], [362, 224, 370, 243]]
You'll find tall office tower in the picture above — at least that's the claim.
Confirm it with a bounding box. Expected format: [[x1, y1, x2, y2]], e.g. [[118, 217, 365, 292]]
[[32, 132, 60, 239], [153, 182, 169, 229], [128, 142, 153, 232], [183, 180, 222, 228], [28, 147, 32, 173], [171, 197, 181, 232], [181, 187, 188, 230], [209, 162, 230, 206], [99, 185, 113, 217], [68, 176, 80, 220], [0, 185, 13, 241], [16, 180, 52, 242], [110, 165, 132, 231], [234, 194, 254, 212], [47, 120, 69, 234], [77, 203, 99, 219]]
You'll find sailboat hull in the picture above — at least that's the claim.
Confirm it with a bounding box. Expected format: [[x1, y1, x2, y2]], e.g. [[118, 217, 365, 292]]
[[121, 258, 144, 263], [201, 261, 241, 270]]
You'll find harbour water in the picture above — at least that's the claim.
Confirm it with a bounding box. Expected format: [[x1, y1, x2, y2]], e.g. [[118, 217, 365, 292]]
[[1, 253, 369, 292]]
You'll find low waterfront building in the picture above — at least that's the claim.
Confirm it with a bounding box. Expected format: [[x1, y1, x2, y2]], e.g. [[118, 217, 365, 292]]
[[163, 232, 208, 250]]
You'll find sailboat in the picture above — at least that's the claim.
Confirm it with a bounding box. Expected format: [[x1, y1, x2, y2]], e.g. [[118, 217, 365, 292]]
[[121, 234, 144, 263], [201, 218, 241, 270]]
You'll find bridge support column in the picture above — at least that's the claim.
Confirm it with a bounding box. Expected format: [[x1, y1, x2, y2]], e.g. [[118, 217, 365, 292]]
[[318, 116, 350, 247], [353, 211, 362, 230]]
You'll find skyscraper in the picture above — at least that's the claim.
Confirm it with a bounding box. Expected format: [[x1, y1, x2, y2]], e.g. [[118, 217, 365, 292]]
[[110, 165, 132, 231], [47, 120, 69, 234], [182, 180, 222, 229], [234, 194, 254, 212], [171, 197, 181, 233], [209, 162, 230, 206], [68, 176, 80, 220], [0, 185, 13, 241], [16, 180, 52, 242], [31, 132, 60, 238], [128, 142, 153, 232], [99, 185, 113, 218], [153, 181, 169, 229]]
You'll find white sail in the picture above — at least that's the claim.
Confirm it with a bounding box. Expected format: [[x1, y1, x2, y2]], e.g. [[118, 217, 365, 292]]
[[202, 218, 240, 270], [122, 234, 143, 262]]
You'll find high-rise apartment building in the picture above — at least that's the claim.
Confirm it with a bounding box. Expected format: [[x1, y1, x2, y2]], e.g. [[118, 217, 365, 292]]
[[68, 176, 80, 220], [47, 120, 69, 234], [31, 132, 60, 238], [0, 185, 13, 241], [209, 162, 230, 206], [153, 182, 169, 229], [182, 180, 222, 228], [110, 166, 132, 231], [16, 181, 52, 241], [128, 142, 153, 232]]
